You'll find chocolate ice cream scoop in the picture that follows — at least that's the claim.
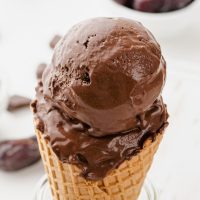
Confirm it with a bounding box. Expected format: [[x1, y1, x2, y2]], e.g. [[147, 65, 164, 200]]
[[42, 18, 166, 137], [32, 18, 168, 180]]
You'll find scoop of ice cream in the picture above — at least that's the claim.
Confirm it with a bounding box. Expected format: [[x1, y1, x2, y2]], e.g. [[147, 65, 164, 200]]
[[33, 17, 168, 180], [42, 18, 166, 137]]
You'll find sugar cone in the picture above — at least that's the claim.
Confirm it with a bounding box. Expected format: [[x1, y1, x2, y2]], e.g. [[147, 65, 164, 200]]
[[36, 128, 163, 200]]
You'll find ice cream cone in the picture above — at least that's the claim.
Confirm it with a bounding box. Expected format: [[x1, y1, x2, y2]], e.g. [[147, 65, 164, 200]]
[[36, 128, 163, 200]]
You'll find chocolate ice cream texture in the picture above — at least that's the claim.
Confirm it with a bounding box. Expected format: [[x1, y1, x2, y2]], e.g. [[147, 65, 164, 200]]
[[32, 17, 168, 180]]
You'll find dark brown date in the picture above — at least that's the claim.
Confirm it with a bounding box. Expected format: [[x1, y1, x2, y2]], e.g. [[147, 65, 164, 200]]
[[0, 136, 40, 171], [36, 63, 47, 80], [49, 34, 62, 49], [7, 95, 31, 112]]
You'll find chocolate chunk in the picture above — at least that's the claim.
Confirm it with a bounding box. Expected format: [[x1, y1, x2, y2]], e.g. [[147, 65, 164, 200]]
[[0, 136, 40, 171], [36, 63, 47, 79], [7, 95, 31, 111], [49, 35, 62, 49]]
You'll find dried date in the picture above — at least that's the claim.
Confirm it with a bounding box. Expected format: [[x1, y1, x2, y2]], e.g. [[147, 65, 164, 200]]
[[0, 136, 40, 171], [36, 63, 47, 80], [49, 34, 61, 49], [7, 95, 31, 111]]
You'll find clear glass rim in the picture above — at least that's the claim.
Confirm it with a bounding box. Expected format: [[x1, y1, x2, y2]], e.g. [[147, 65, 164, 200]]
[[33, 175, 158, 200]]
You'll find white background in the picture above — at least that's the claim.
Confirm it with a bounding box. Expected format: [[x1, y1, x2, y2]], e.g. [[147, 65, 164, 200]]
[[0, 0, 200, 199]]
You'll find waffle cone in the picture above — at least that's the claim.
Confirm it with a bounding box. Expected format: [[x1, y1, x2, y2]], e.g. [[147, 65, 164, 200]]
[[36, 128, 163, 200]]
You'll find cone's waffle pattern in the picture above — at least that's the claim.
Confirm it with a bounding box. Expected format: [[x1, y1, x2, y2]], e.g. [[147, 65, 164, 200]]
[[36, 129, 163, 200]]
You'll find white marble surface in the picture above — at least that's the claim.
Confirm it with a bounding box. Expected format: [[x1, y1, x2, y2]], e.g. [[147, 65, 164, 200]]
[[0, 0, 200, 199]]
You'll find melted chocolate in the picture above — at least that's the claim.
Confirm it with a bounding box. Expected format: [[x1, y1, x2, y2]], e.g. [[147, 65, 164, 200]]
[[33, 85, 168, 180]]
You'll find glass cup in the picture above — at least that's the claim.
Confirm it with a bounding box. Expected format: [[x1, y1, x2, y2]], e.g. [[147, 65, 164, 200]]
[[33, 175, 158, 200]]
